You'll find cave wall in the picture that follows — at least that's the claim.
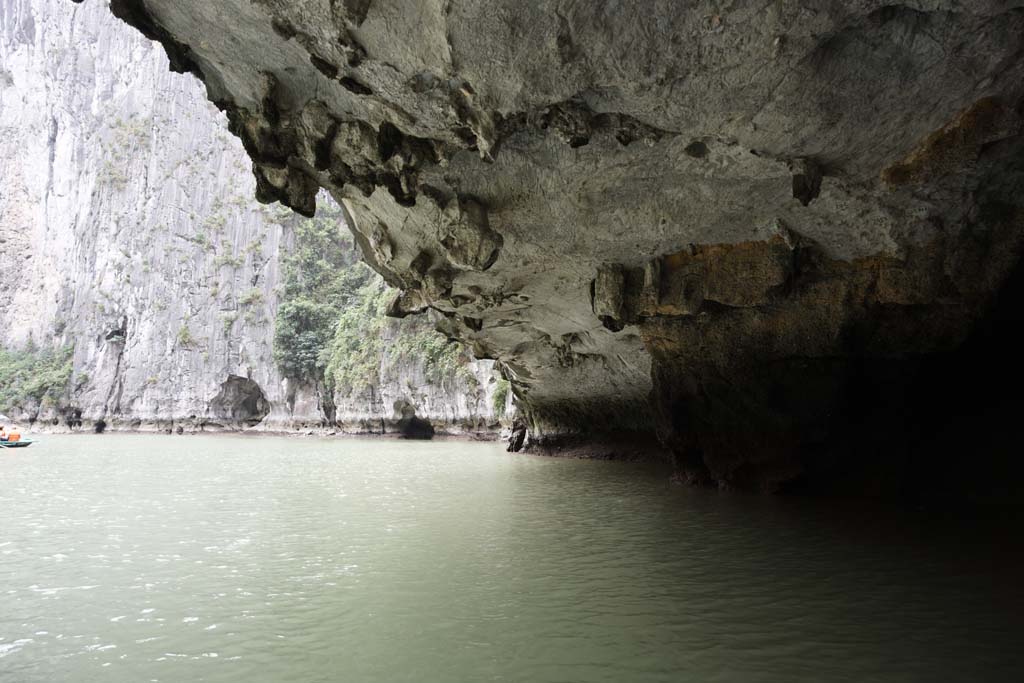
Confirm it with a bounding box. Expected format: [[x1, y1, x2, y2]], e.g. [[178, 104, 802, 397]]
[[82, 0, 1024, 492]]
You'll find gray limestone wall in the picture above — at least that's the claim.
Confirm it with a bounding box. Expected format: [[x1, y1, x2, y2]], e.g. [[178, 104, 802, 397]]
[[0, 0, 503, 435]]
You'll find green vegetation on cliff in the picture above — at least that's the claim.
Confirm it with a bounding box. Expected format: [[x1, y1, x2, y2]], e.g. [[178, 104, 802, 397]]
[[321, 276, 389, 396], [273, 205, 477, 398], [492, 379, 510, 417], [0, 344, 73, 412], [321, 277, 476, 397], [273, 205, 363, 382]]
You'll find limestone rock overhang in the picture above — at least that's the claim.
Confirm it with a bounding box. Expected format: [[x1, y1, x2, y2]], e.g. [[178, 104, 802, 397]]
[[92, 0, 1024, 495]]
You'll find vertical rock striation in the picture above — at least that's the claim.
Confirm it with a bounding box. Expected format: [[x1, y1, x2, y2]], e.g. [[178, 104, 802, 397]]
[[0, 0, 502, 434]]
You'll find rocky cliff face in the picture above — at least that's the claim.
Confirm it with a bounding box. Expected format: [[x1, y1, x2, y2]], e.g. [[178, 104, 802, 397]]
[[0, 0, 503, 434], [89, 0, 1024, 496]]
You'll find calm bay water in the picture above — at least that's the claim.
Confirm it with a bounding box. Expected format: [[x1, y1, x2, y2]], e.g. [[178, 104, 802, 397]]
[[1, 434, 1022, 682]]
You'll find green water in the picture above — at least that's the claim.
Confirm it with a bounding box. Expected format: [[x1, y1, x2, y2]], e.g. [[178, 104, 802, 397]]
[[1, 434, 1022, 681]]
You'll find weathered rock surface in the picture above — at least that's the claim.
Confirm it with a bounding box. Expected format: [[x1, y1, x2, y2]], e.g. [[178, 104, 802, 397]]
[[0, 0, 504, 435], [83, 1, 1024, 494]]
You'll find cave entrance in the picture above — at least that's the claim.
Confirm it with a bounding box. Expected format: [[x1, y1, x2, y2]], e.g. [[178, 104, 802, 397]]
[[209, 375, 270, 427]]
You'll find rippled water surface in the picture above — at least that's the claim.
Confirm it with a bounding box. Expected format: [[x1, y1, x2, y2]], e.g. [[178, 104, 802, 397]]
[[2, 434, 1023, 681]]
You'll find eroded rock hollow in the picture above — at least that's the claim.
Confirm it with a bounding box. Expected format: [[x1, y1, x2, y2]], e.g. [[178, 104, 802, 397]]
[[92, 0, 1024, 496]]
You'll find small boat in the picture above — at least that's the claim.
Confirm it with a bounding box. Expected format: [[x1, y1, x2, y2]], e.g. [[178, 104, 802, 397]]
[[0, 440, 33, 449]]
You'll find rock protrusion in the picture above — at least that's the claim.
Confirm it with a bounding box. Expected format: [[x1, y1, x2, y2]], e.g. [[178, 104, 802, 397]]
[[386, 289, 429, 319], [882, 97, 1022, 187], [507, 418, 528, 452], [593, 264, 626, 331], [438, 198, 502, 272], [789, 157, 822, 206], [369, 223, 394, 264], [595, 235, 797, 326]]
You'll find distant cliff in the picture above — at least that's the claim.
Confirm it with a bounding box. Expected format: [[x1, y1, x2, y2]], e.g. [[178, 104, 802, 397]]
[[0, 0, 506, 434]]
